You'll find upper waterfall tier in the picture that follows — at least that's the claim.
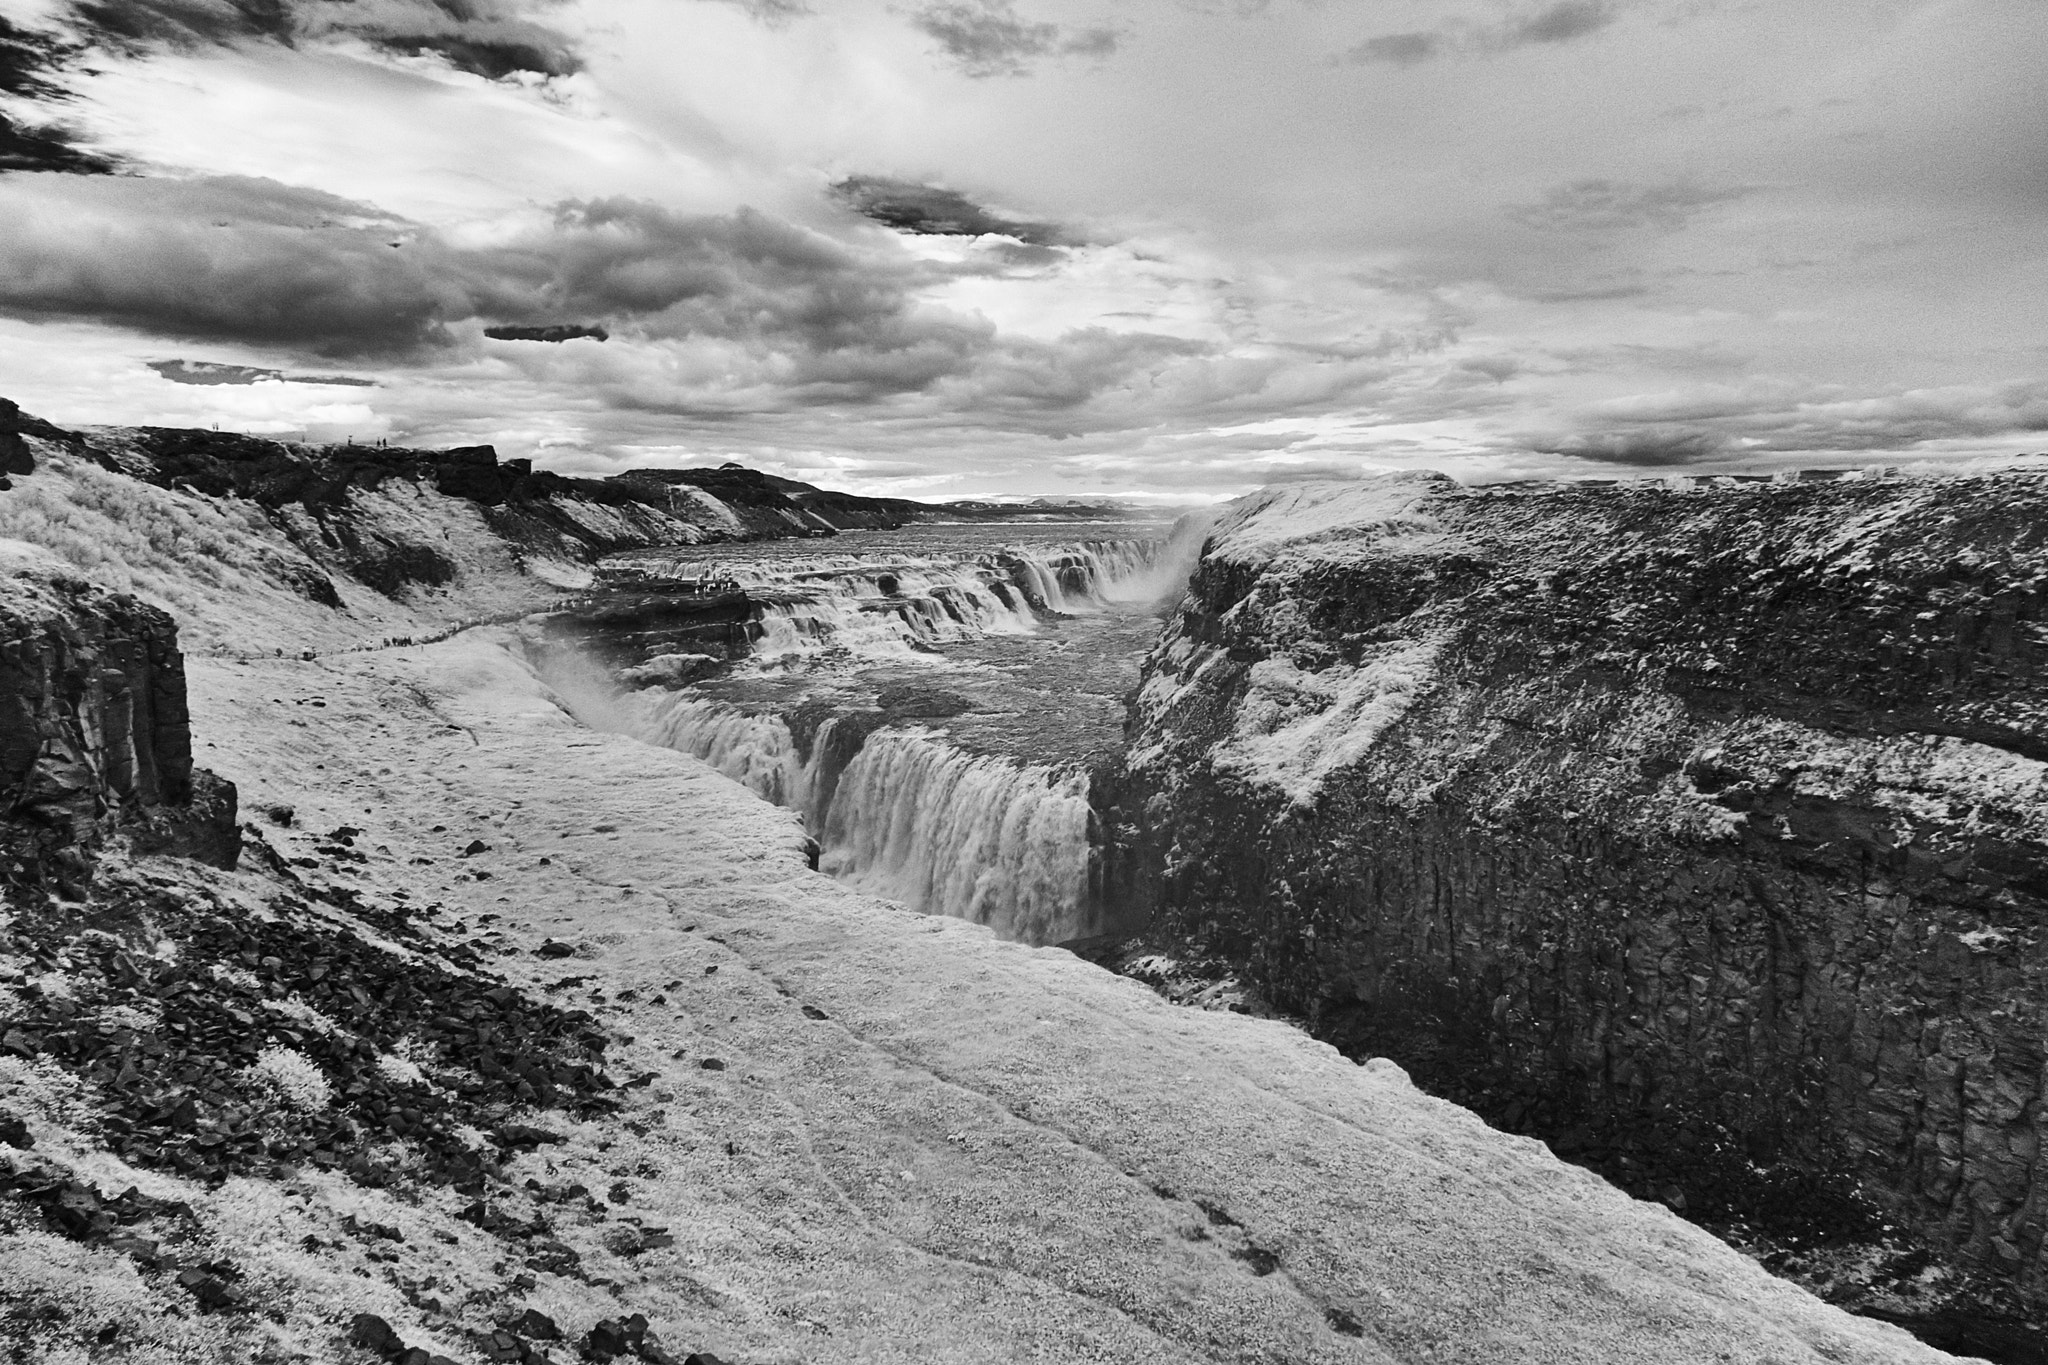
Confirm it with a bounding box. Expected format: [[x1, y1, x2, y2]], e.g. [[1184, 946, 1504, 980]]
[[603, 534, 1191, 664]]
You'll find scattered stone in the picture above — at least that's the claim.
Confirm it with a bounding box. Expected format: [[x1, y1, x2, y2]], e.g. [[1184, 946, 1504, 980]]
[[699, 1058, 725, 1071], [266, 804, 296, 826], [536, 940, 578, 959], [176, 1265, 245, 1312], [702, 966, 717, 976], [600, 1223, 646, 1257], [0, 1111, 32, 1149], [462, 840, 491, 857], [343, 1213, 405, 1242], [493, 1123, 566, 1151], [800, 1005, 828, 1020]]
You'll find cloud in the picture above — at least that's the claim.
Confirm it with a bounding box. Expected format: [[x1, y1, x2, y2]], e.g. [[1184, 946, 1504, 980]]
[[0, 175, 458, 353], [1, 17, 115, 173], [66, 0, 580, 80], [1527, 380, 2048, 468], [484, 323, 609, 342], [1508, 179, 1752, 233], [1348, 32, 1441, 66], [148, 358, 375, 385], [831, 176, 1071, 246], [1503, 1, 1614, 47], [1529, 427, 1728, 465], [699, 0, 812, 24], [906, 0, 1122, 78], [1345, 1, 1616, 65]]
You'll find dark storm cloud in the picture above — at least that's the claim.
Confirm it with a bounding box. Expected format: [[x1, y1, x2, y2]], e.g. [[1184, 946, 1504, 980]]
[[0, 18, 114, 173], [483, 323, 609, 342], [1509, 179, 1752, 233], [906, 0, 1121, 78], [67, 0, 580, 79], [1345, 0, 1616, 65], [0, 175, 456, 352], [831, 176, 1071, 246]]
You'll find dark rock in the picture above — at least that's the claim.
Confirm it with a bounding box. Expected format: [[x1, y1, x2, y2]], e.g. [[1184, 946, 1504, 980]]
[[535, 939, 577, 959], [0, 399, 42, 476], [682, 1354, 729, 1365], [580, 1317, 634, 1358], [348, 1312, 404, 1355], [462, 840, 491, 856], [514, 1309, 563, 1341], [800, 1005, 828, 1020], [175, 1265, 243, 1311], [0, 1111, 31, 1149], [1, 566, 239, 888], [698, 1058, 725, 1071], [266, 803, 296, 826]]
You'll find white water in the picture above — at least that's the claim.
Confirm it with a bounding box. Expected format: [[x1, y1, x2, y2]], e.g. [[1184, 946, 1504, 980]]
[[636, 697, 818, 813], [821, 730, 1096, 945], [625, 539, 1181, 664], [591, 532, 1193, 944]]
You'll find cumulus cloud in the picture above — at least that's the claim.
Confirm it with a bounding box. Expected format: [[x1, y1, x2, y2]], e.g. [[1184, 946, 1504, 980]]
[[1345, 0, 1616, 65], [831, 176, 1071, 246], [67, 0, 580, 79], [907, 0, 1122, 78], [1509, 179, 1753, 233]]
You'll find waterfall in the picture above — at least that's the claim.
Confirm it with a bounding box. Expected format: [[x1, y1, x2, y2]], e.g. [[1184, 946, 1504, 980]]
[[620, 691, 1098, 945], [821, 730, 1097, 945], [634, 697, 817, 811], [624, 538, 1177, 664]]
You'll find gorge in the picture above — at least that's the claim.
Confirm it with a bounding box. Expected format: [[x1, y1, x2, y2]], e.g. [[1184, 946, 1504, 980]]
[[1, 401, 2039, 1365]]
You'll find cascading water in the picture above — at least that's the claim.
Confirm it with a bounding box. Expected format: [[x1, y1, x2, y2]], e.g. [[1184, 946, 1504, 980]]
[[614, 538, 1180, 663], [819, 730, 1097, 945], [579, 526, 1205, 946]]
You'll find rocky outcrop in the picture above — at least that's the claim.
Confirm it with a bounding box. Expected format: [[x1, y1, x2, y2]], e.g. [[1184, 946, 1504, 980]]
[[1113, 472, 2048, 1333], [1, 560, 238, 895]]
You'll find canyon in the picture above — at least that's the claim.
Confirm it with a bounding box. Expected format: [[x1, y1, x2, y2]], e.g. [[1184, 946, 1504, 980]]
[[0, 404, 2032, 1363]]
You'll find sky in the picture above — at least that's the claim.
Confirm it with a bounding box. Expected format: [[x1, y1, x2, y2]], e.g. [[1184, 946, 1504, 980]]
[[0, 0, 2042, 499]]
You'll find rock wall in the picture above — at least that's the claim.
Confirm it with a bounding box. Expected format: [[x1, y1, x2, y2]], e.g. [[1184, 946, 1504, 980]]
[[1113, 472, 2048, 1311], [1, 562, 238, 895]]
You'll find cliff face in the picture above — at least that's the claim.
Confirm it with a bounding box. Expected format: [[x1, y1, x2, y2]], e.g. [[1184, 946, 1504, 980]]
[[1115, 472, 2048, 1313], [1, 557, 238, 896]]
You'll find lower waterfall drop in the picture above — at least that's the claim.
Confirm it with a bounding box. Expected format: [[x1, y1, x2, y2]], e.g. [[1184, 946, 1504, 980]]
[[622, 693, 1099, 946], [819, 729, 1096, 946]]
